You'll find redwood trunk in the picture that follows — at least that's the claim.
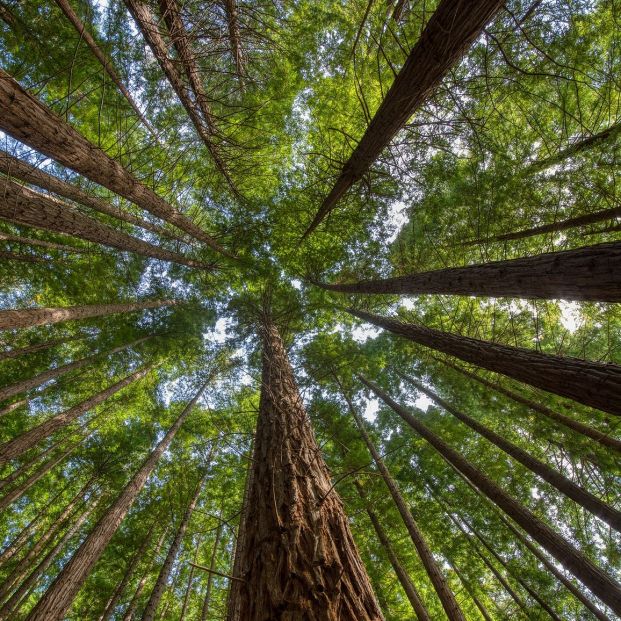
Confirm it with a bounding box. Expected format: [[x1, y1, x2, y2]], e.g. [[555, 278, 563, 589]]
[[360, 375, 621, 615], [233, 317, 383, 620], [0, 336, 82, 362], [305, 0, 505, 235], [349, 308, 621, 416], [0, 231, 89, 253], [402, 375, 621, 532], [222, 0, 245, 84], [0, 399, 27, 417], [0, 178, 209, 268], [25, 379, 210, 621], [0, 299, 174, 331], [318, 241, 621, 301], [347, 396, 464, 621], [200, 521, 222, 621], [0, 70, 230, 255], [0, 366, 151, 465]]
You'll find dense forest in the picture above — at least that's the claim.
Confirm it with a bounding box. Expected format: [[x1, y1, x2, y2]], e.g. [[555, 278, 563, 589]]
[[0, 0, 620, 619]]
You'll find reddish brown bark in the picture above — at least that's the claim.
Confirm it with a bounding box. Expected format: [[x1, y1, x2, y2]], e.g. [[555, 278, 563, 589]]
[[347, 395, 464, 621], [25, 379, 209, 621], [222, 0, 246, 84], [436, 357, 621, 453], [0, 70, 231, 256], [0, 335, 150, 402], [0, 178, 210, 268], [305, 0, 505, 236], [0, 399, 27, 417], [318, 241, 621, 301], [0, 366, 151, 465], [200, 521, 222, 621], [0, 231, 88, 253], [0, 250, 48, 264], [402, 375, 621, 532], [0, 335, 82, 362], [360, 375, 621, 615], [349, 308, 621, 416], [232, 316, 383, 620], [0, 149, 187, 243], [0, 299, 174, 331]]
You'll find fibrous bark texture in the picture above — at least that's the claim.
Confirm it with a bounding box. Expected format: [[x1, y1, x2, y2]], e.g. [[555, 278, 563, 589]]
[[232, 316, 384, 621], [349, 308, 621, 416], [305, 0, 505, 235]]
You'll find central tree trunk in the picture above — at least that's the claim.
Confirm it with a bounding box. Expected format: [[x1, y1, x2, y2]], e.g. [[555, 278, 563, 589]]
[[232, 316, 383, 620]]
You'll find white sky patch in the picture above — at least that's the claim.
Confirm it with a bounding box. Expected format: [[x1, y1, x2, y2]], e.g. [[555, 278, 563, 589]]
[[93, 0, 110, 8], [291, 278, 302, 290], [400, 298, 415, 310], [558, 300, 581, 333], [351, 324, 382, 344], [386, 200, 409, 243], [413, 393, 433, 412], [203, 318, 230, 344], [362, 398, 379, 422]]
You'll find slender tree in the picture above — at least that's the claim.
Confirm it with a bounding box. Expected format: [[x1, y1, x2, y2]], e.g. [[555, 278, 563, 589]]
[[0, 335, 82, 362], [200, 521, 223, 621], [0, 399, 27, 417], [349, 308, 621, 416], [222, 0, 245, 85]]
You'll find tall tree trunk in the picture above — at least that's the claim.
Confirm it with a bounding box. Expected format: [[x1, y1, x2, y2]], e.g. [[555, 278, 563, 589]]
[[317, 241, 621, 301], [346, 393, 465, 621], [141, 471, 209, 621], [179, 538, 200, 621], [444, 557, 494, 621], [0, 497, 99, 619], [349, 308, 621, 416], [24, 378, 210, 621], [233, 315, 383, 620], [53, 0, 159, 139], [99, 519, 159, 621], [0, 399, 27, 417], [304, 0, 505, 236], [126, 0, 236, 195], [0, 366, 151, 465], [0, 178, 210, 269], [222, 0, 245, 85], [435, 357, 621, 453], [0, 335, 151, 402], [401, 374, 621, 531], [200, 521, 223, 621], [122, 527, 169, 621], [0, 249, 49, 264], [0, 150, 186, 243], [0, 335, 83, 362], [0, 231, 89, 254], [360, 375, 621, 615], [0, 299, 174, 331], [0, 70, 231, 256], [352, 479, 431, 621]]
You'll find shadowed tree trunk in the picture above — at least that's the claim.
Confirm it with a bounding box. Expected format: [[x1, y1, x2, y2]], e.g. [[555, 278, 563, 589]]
[[222, 0, 245, 85], [352, 479, 431, 621], [0, 399, 27, 417], [141, 470, 209, 621], [349, 308, 621, 416], [179, 538, 200, 621], [0, 335, 83, 363], [0, 231, 89, 253], [304, 0, 505, 236], [122, 527, 169, 621], [0, 250, 50, 264], [231, 315, 384, 620], [345, 392, 465, 621], [0, 69, 231, 256], [0, 150, 187, 243], [401, 374, 621, 532], [360, 375, 621, 615], [0, 299, 174, 331], [0, 178, 211, 268], [434, 357, 621, 453], [24, 378, 211, 621], [53, 0, 159, 138], [0, 366, 152, 465], [444, 557, 494, 621], [200, 521, 223, 621], [0, 335, 151, 402], [316, 241, 621, 301]]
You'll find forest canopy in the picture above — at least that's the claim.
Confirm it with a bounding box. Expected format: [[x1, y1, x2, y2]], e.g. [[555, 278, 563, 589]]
[[0, 0, 620, 619]]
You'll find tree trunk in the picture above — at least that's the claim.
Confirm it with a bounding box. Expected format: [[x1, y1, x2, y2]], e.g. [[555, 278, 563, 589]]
[[99, 519, 159, 621], [141, 471, 208, 621], [0, 178, 210, 268], [222, 0, 245, 85], [0, 399, 27, 417], [53, 0, 159, 139], [435, 357, 621, 453], [349, 308, 621, 417], [0, 231, 90, 254], [360, 375, 621, 615], [352, 479, 431, 621], [0, 335, 83, 362], [0, 497, 99, 619], [346, 394, 465, 621], [444, 558, 494, 621], [24, 378, 210, 621], [317, 241, 621, 301], [233, 315, 383, 620], [126, 0, 236, 195], [0, 335, 151, 402], [401, 374, 621, 532], [179, 538, 200, 621], [0, 69, 231, 256], [122, 527, 169, 621], [0, 249, 49, 264], [0, 150, 187, 243], [0, 366, 151, 465], [0, 299, 174, 331], [200, 521, 223, 621], [304, 0, 505, 235]]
